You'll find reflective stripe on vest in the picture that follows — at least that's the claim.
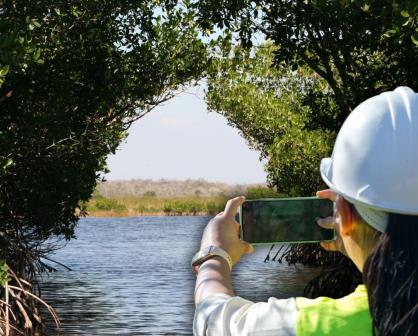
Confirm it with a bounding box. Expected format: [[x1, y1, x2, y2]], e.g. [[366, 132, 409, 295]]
[[295, 285, 372, 335]]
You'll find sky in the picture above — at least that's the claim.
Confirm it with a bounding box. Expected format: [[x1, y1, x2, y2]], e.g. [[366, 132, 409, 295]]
[[105, 86, 268, 184]]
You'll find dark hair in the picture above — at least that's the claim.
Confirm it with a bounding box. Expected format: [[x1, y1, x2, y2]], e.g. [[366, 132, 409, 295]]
[[363, 213, 418, 336]]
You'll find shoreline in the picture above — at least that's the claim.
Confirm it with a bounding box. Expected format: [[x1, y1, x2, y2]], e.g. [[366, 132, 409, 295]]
[[86, 210, 214, 217], [85, 186, 279, 218]]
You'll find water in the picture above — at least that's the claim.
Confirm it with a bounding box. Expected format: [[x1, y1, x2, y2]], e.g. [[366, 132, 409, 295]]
[[40, 217, 319, 335]]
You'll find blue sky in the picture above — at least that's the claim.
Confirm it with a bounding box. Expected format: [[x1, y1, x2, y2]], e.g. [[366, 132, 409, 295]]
[[105, 86, 267, 184]]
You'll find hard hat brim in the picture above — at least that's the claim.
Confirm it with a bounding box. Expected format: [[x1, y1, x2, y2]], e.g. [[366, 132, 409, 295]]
[[321, 157, 388, 210], [320, 157, 379, 209], [320, 158, 334, 191], [320, 157, 418, 215]]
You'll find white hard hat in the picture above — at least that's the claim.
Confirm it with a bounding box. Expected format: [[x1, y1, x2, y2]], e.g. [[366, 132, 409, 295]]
[[320, 87, 418, 231]]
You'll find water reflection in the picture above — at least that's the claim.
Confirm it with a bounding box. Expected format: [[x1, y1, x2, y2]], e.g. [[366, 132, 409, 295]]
[[40, 217, 319, 335]]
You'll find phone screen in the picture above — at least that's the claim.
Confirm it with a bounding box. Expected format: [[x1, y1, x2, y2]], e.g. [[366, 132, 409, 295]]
[[239, 197, 335, 244]]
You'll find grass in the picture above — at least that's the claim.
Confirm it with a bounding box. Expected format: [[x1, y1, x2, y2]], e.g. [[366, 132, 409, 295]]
[[86, 195, 228, 217], [95, 178, 257, 198], [85, 186, 282, 217]]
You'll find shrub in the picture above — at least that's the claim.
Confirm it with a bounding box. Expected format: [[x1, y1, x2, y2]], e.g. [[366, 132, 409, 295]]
[[162, 202, 173, 215], [94, 199, 127, 213], [245, 187, 283, 199], [143, 191, 156, 198], [204, 201, 225, 214]]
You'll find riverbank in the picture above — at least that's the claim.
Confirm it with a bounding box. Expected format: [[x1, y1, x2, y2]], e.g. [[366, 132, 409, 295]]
[[87, 209, 213, 217], [85, 184, 282, 217], [85, 195, 227, 217]]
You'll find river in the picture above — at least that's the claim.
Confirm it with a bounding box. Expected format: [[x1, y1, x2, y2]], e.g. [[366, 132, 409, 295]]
[[40, 216, 319, 335]]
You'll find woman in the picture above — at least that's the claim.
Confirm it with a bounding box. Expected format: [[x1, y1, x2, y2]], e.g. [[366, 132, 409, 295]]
[[192, 87, 418, 335]]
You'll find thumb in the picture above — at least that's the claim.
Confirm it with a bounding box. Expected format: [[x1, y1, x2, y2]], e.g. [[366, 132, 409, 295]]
[[241, 240, 254, 254]]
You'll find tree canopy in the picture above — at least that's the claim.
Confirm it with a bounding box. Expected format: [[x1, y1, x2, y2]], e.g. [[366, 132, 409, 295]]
[[1, 1, 212, 331], [207, 44, 336, 195], [195, 0, 418, 124], [0, 0, 207, 275], [199, 0, 418, 195]]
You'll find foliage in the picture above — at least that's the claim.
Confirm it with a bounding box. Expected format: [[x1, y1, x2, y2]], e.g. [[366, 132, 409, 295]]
[[162, 198, 225, 215], [143, 191, 157, 198], [94, 199, 127, 214], [0, 0, 209, 330], [0, 261, 8, 286], [0, 0, 206, 267], [194, 0, 418, 123], [207, 44, 336, 195], [87, 195, 227, 216], [245, 186, 283, 199]]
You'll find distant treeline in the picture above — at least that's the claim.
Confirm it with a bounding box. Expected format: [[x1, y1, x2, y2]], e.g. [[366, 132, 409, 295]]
[[87, 186, 282, 217], [96, 178, 266, 198]]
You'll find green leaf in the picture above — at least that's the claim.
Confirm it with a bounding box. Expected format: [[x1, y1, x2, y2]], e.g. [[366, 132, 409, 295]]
[[0, 261, 8, 286], [383, 29, 397, 37], [402, 17, 413, 27], [411, 35, 418, 46], [400, 10, 410, 18], [3, 158, 13, 171], [0, 65, 10, 77], [32, 20, 41, 28], [361, 4, 370, 12], [33, 49, 41, 61]]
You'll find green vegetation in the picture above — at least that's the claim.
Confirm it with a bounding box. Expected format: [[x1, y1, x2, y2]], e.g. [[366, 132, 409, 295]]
[[87, 186, 283, 216], [87, 195, 227, 216], [202, 0, 418, 195], [94, 199, 128, 214], [143, 191, 157, 198], [196, 0, 417, 118], [245, 186, 283, 200], [0, 261, 8, 286], [207, 44, 336, 196], [1, 1, 208, 332], [1, 0, 207, 263]]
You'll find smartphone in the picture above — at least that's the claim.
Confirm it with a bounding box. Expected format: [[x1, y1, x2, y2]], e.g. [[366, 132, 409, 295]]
[[238, 197, 335, 244]]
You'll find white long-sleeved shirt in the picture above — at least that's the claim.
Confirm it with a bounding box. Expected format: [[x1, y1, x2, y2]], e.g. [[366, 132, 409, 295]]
[[194, 294, 298, 336]]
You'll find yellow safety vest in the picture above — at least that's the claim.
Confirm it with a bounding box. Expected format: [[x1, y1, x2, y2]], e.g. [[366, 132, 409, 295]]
[[296, 285, 372, 335]]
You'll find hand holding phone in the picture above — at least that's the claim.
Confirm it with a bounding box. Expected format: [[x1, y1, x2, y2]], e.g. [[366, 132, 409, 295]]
[[199, 196, 254, 266], [239, 197, 335, 244]]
